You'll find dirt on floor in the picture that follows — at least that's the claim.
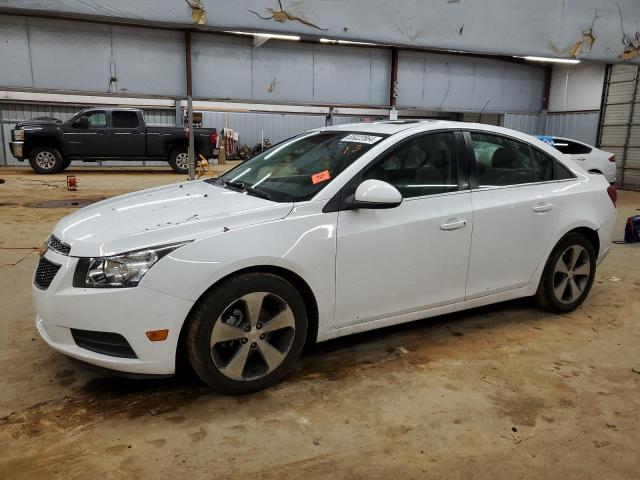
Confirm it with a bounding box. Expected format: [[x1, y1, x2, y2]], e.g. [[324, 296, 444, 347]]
[[0, 166, 639, 480]]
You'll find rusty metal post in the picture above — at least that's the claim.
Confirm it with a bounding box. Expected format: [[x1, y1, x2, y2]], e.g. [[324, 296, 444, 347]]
[[185, 30, 195, 180], [389, 47, 399, 119]]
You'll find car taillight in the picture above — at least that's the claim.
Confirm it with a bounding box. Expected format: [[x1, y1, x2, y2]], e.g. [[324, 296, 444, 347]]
[[608, 154, 616, 163], [210, 131, 218, 145], [607, 185, 617, 206]]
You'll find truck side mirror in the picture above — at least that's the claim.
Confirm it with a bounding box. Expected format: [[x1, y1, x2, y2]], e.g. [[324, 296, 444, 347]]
[[73, 116, 89, 129]]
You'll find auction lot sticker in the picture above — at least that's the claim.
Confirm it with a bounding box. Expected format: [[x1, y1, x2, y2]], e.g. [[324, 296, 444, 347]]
[[341, 134, 383, 144]]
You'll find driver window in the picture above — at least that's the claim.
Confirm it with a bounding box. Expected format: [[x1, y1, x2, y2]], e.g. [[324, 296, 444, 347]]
[[86, 111, 107, 128], [362, 132, 459, 198]]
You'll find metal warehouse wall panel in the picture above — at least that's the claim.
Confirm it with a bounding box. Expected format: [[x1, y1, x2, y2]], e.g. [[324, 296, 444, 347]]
[[397, 51, 544, 113], [192, 34, 390, 106], [546, 112, 600, 145], [111, 26, 185, 96], [28, 18, 113, 92], [201, 112, 325, 147], [0, 16, 32, 87], [502, 113, 542, 135]]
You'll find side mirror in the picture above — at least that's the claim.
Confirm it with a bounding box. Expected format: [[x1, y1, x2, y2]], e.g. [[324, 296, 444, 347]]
[[73, 116, 89, 129], [345, 179, 403, 210]]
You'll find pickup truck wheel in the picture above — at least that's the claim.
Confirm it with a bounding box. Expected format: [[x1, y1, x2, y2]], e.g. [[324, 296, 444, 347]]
[[169, 148, 190, 174], [29, 147, 63, 174]]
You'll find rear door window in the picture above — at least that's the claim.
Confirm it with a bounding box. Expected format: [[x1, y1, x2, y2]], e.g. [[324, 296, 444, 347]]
[[552, 138, 592, 155], [469, 132, 534, 187], [112, 111, 140, 129]]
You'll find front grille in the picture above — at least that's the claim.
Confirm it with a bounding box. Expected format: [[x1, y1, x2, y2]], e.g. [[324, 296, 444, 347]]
[[34, 257, 61, 290], [46, 235, 71, 255], [70, 329, 138, 359]]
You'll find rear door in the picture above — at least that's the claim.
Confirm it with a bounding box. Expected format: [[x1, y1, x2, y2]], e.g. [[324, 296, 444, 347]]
[[334, 130, 473, 327], [464, 131, 561, 298], [62, 110, 109, 157], [108, 110, 146, 157]]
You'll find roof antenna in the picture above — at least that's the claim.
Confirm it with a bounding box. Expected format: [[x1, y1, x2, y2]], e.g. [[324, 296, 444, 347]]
[[479, 100, 490, 124]]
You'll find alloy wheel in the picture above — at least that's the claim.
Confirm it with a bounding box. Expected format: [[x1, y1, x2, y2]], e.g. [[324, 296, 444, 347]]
[[210, 292, 296, 381], [36, 151, 57, 170], [175, 152, 189, 170], [552, 245, 591, 304]]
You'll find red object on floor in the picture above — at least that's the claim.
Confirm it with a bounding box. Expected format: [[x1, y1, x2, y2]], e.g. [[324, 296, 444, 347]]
[[66, 175, 77, 191]]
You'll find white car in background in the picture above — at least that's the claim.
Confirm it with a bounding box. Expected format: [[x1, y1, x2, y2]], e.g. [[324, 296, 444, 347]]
[[33, 121, 617, 394], [549, 136, 616, 184]]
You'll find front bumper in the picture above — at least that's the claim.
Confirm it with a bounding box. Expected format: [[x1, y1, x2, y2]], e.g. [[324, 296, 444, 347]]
[[33, 250, 194, 375], [10, 141, 24, 159]]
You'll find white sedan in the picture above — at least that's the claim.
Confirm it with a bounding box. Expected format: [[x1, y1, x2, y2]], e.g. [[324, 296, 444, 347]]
[[548, 136, 617, 184], [33, 121, 617, 394]]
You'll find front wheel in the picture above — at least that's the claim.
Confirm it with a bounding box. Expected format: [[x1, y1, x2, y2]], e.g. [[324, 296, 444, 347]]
[[535, 233, 597, 313], [29, 147, 64, 174], [168, 147, 190, 174], [185, 273, 308, 394]]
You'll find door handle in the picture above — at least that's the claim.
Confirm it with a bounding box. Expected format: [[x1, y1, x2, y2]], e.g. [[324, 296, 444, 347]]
[[533, 203, 554, 213], [440, 219, 467, 231]]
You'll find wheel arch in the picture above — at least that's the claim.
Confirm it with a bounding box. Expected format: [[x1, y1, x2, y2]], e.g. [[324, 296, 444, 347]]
[[175, 264, 319, 369], [566, 226, 600, 257], [24, 138, 64, 160]]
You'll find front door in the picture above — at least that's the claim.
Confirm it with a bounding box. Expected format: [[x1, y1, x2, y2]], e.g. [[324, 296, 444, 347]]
[[62, 110, 110, 158], [334, 131, 473, 327]]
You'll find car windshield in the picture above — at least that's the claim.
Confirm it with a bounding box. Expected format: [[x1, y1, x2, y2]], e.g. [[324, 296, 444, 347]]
[[209, 131, 388, 202]]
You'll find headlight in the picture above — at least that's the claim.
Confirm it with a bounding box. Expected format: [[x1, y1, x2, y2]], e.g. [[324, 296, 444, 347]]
[[13, 129, 24, 141], [73, 241, 191, 288]]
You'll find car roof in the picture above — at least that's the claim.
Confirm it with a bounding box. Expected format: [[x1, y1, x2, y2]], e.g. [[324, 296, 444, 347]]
[[318, 120, 539, 139]]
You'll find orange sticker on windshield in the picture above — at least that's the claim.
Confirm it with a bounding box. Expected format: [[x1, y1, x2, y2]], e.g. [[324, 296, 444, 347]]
[[311, 170, 331, 184]]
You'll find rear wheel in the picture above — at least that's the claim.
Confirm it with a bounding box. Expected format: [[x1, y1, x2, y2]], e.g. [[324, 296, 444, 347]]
[[185, 273, 308, 394], [168, 147, 190, 174], [29, 147, 63, 174], [535, 233, 596, 313]]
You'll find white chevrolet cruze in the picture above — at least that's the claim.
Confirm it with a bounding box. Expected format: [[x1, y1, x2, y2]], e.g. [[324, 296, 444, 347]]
[[33, 121, 617, 394]]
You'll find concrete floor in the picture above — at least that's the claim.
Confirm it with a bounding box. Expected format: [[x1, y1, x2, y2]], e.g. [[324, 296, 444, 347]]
[[0, 166, 639, 480]]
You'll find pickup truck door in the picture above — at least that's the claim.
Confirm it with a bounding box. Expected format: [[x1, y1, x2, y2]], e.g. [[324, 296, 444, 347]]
[[62, 110, 108, 158], [108, 110, 146, 157], [62, 110, 110, 158]]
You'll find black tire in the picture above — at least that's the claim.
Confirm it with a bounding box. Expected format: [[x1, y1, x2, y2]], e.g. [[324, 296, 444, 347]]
[[28, 146, 64, 174], [186, 273, 308, 394], [61, 158, 72, 171], [535, 232, 597, 313], [168, 147, 190, 174]]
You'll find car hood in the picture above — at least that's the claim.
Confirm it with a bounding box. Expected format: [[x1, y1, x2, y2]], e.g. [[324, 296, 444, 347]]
[[15, 117, 62, 129], [53, 181, 293, 257]]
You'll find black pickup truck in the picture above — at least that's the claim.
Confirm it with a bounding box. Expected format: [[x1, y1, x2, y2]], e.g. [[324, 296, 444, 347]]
[[9, 107, 217, 174]]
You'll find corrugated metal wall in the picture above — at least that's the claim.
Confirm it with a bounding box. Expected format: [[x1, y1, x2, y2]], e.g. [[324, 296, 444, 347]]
[[545, 111, 600, 145], [201, 112, 326, 148], [1, 14, 546, 112], [599, 64, 640, 189], [503, 113, 542, 135], [0, 103, 175, 165]]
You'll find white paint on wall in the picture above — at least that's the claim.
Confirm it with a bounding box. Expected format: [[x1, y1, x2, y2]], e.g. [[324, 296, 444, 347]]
[[548, 62, 606, 112]]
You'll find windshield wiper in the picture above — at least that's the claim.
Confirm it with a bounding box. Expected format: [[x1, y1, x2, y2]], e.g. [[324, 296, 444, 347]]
[[224, 180, 271, 200]]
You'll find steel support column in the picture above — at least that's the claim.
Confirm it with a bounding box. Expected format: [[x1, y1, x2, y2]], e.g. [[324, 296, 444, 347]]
[[185, 30, 195, 180]]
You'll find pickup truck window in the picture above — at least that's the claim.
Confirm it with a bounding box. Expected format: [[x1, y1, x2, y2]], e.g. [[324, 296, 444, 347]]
[[113, 111, 139, 129], [87, 111, 107, 128]]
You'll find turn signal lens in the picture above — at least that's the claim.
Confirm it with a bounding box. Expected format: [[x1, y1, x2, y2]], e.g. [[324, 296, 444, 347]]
[[146, 329, 169, 341]]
